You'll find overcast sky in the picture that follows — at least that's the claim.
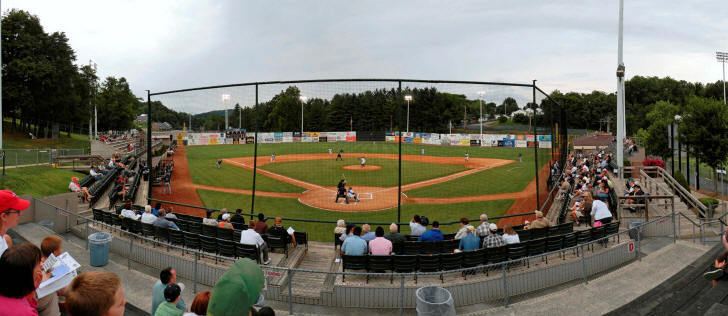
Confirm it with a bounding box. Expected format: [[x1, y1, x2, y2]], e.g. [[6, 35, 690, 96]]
[[5, 0, 728, 112]]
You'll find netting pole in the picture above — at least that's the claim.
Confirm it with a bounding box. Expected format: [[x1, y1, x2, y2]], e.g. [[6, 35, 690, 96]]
[[533, 80, 540, 209], [397, 80, 403, 224], [251, 84, 259, 218], [147, 90, 153, 204]]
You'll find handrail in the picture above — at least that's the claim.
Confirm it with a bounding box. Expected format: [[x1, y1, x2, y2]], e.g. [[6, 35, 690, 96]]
[[652, 166, 708, 216]]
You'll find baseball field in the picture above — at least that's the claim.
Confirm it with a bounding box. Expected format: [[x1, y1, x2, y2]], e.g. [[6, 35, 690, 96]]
[[156, 142, 552, 241]]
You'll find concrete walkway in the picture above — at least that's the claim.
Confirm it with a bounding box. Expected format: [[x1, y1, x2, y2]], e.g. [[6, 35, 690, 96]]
[[467, 240, 710, 316], [13, 223, 208, 315]]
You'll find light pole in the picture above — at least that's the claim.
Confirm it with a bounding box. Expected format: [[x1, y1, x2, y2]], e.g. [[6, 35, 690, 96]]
[[478, 91, 485, 136], [299, 96, 307, 134], [675, 114, 682, 173], [616, 0, 627, 179], [718, 51, 727, 105], [222, 94, 231, 130], [404, 95, 412, 133], [90, 60, 98, 139]]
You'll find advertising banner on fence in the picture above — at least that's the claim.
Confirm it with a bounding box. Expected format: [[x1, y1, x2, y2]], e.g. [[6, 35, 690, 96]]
[[186, 133, 225, 145]]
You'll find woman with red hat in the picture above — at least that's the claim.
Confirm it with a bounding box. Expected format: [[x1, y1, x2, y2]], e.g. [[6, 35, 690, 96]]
[[0, 190, 31, 257]]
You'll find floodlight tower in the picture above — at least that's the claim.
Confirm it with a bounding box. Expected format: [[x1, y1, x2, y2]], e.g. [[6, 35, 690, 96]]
[[222, 94, 231, 130], [478, 91, 485, 136], [616, 0, 626, 178], [299, 96, 307, 133], [718, 51, 727, 104], [404, 95, 413, 133]]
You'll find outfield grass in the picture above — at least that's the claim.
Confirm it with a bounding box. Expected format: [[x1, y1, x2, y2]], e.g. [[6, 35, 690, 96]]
[[186, 143, 551, 196], [187, 157, 303, 192], [197, 189, 513, 241], [260, 158, 466, 187], [0, 166, 83, 197]]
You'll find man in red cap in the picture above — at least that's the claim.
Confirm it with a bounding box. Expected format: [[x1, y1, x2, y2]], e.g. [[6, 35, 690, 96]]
[[0, 190, 31, 257]]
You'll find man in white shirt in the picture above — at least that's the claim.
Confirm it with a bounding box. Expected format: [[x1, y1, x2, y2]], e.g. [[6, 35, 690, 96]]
[[89, 167, 102, 180], [141, 205, 158, 224], [409, 215, 426, 236], [240, 221, 271, 264], [591, 199, 613, 224]]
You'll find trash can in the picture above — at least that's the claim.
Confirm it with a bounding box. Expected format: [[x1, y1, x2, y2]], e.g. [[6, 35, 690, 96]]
[[88, 232, 112, 267], [416, 286, 455, 316], [628, 221, 643, 240]]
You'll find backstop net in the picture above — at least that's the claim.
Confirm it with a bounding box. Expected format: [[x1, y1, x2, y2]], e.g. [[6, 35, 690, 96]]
[[149, 79, 566, 237]]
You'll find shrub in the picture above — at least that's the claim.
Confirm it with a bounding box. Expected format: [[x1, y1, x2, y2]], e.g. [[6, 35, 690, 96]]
[[643, 156, 666, 169], [673, 171, 690, 192], [497, 116, 508, 123], [699, 197, 719, 207], [512, 113, 529, 124]]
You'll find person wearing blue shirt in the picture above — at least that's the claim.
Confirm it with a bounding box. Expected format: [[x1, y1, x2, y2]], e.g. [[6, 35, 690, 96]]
[[458, 226, 480, 251], [152, 202, 161, 216], [341, 226, 368, 256], [360, 224, 376, 241], [419, 221, 444, 242]]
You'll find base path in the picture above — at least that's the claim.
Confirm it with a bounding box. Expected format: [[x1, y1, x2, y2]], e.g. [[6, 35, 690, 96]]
[[152, 145, 206, 217]]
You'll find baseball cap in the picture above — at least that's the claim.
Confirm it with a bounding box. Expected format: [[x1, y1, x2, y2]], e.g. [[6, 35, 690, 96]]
[[0, 190, 30, 212], [488, 223, 497, 231], [222, 213, 231, 221], [208, 258, 265, 316]]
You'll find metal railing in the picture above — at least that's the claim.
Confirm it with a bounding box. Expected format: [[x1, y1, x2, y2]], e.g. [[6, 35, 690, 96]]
[[0, 148, 88, 167], [30, 197, 684, 314]]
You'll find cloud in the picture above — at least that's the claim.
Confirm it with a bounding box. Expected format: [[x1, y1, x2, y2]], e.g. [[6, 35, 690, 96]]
[[5, 0, 727, 113]]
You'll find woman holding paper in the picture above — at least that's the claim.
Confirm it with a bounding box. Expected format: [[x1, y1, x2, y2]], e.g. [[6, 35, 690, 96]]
[[0, 243, 45, 316]]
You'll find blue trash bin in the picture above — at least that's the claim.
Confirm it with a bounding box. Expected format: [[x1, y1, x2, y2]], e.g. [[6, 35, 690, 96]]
[[88, 232, 112, 267]]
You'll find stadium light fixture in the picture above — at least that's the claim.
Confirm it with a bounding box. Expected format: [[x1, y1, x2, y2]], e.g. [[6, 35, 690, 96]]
[[477, 91, 485, 136], [222, 94, 231, 130], [404, 95, 413, 133], [718, 51, 727, 104], [299, 96, 308, 133]]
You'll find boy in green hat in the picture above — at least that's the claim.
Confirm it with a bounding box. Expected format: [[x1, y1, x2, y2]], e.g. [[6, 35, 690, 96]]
[[208, 258, 265, 316]]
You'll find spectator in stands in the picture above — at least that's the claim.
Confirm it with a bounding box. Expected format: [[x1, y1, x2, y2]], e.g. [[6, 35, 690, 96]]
[[341, 226, 367, 256], [36, 235, 62, 316], [152, 203, 162, 216], [152, 267, 186, 315], [482, 224, 506, 248], [156, 283, 184, 316], [339, 224, 355, 242], [596, 180, 610, 202], [570, 201, 585, 224], [458, 226, 480, 252], [409, 215, 426, 236], [0, 243, 44, 316], [369, 226, 392, 255], [384, 223, 406, 248], [334, 219, 346, 235], [591, 199, 613, 225], [268, 217, 296, 247], [475, 213, 491, 237], [0, 191, 30, 257], [202, 213, 218, 226], [184, 290, 210, 316], [65, 271, 126, 316], [231, 209, 245, 228], [360, 224, 376, 241], [419, 221, 444, 242], [527, 210, 551, 229], [255, 307, 276, 316], [254, 213, 268, 234], [454, 217, 473, 240], [69, 177, 93, 202], [90, 166, 102, 180], [142, 205, 158, 224], [207, 259, 265, 316], [165, 207, 178, 220], [241, 221, 271, 265], [217, 208, 229, 221], [154, 210, 180, 230], [218, 213, 234, 230], [704, 251, 728, 287], [121, 203, 140, 221], [502, 224, 520, 244]]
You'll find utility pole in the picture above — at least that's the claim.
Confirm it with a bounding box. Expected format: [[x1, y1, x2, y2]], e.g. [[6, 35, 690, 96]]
[[91, 60, 98, 140], [718, 52, 727, 105]]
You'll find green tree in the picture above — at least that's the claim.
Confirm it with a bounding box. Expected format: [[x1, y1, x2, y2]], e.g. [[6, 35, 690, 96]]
[[96, 77, 137, 131], [643, 101, 679, 158], [680, 97, 728, 192]]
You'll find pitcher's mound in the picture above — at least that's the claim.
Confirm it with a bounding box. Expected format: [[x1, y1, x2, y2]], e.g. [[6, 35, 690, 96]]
[[342, 165, 381, 171]]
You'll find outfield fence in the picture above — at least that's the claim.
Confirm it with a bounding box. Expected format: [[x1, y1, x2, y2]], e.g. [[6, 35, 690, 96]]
[[31, 197, 682, 314], [147, 79, 568, 223]]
